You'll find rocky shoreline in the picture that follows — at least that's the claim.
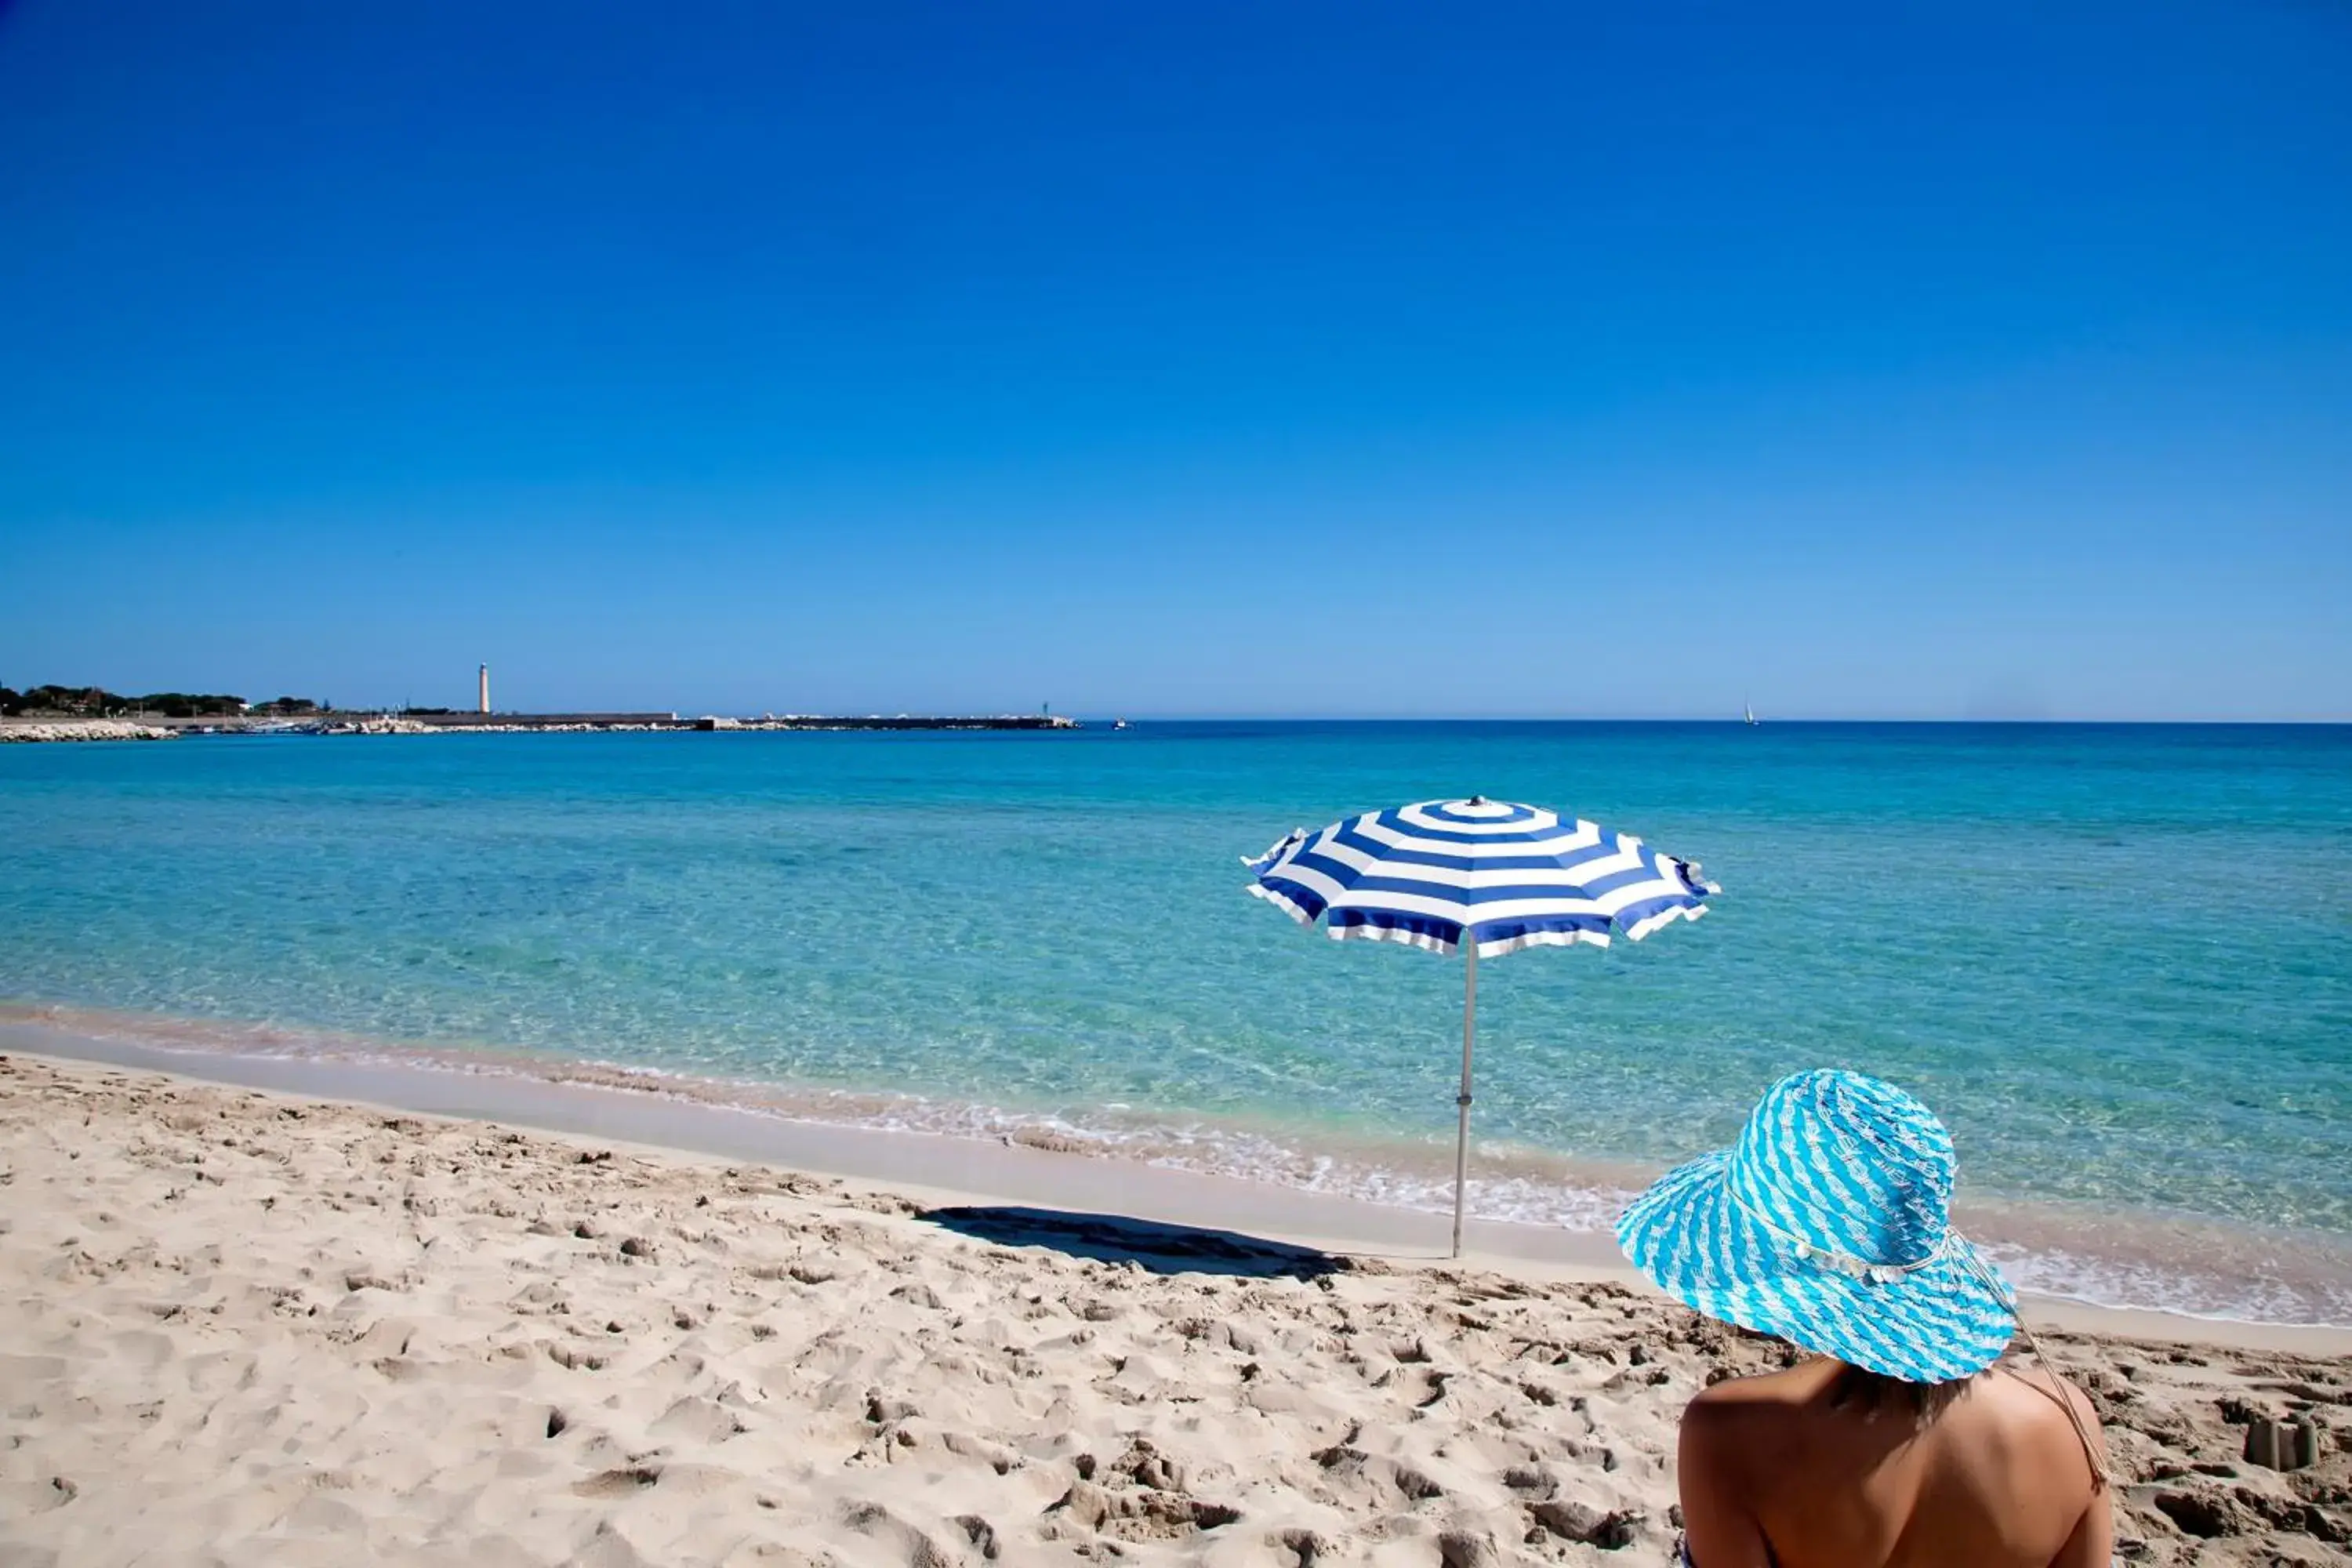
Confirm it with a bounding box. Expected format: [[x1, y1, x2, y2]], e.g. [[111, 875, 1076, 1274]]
[[0, 720, 176, 743], [2, 714, 1087, 740]]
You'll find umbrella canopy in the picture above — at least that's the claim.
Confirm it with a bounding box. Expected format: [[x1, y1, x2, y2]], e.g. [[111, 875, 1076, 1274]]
[[1244, 796, 1718, 1254]]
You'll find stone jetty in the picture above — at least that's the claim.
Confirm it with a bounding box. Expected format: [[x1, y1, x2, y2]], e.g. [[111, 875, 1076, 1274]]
[[0, 720, 177, 743], [4, 713, 1087, 739]]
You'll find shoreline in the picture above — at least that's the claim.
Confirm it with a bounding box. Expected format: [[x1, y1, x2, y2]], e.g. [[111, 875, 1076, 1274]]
[[0, 713, 1087, 739], [0, 719, 175, 743], [9, 1022, 2347, 1357]]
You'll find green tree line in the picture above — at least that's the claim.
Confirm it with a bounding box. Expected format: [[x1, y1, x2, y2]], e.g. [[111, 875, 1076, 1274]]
[[1, 685, 323, 718]]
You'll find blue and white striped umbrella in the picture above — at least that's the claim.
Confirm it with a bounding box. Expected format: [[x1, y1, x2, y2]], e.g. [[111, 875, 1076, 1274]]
[[1243, 796, 1719, 1254]]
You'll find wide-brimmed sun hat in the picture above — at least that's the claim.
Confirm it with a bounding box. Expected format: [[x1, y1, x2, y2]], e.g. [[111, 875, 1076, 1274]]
[[1615, 1069, 2018, 1383]]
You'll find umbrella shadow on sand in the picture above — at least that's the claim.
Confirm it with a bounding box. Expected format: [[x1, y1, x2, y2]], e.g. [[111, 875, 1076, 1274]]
[[920, 1205, 1345, 1279]]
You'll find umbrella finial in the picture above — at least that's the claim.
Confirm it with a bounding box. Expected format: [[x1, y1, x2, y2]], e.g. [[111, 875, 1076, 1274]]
[[1468, 793, 1486, 806]]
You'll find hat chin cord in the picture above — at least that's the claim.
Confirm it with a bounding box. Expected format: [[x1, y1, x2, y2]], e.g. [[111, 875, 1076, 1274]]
[[1953, 1247, 2110, 1492]]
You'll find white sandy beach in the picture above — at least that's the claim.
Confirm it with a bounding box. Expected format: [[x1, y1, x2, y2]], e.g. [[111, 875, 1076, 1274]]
[[2, 1050, 2347, 1566]]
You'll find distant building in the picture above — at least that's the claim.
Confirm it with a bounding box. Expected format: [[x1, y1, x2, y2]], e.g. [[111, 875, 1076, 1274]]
[[478, 664, 490, 714]]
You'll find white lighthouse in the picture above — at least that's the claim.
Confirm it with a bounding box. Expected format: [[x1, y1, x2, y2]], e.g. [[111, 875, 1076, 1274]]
[[478, 663, 490, 715]]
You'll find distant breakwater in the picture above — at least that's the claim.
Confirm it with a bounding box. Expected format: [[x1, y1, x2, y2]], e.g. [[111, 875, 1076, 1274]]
[[325, 713, 1087, 735], [3, 713, 1086, 741], [0, 720, 176, 744]]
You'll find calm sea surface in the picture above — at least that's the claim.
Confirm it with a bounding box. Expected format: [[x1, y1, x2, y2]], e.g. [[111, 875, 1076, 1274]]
[[3, 723, 2347, 1320]]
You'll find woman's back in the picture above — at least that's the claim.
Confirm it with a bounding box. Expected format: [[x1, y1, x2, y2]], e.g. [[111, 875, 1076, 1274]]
[[1613, 1072, 2114, 1568], [1679, 1357, 2110, 1568]]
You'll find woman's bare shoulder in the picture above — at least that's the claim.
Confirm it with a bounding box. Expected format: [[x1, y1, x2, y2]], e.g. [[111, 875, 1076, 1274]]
[[1981, 1361, 2105, 1439], [1686, 1359, 1838, 1412]]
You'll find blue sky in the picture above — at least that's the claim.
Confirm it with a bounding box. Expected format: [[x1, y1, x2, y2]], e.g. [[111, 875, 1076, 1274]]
[[3, 3, 2347, 718]]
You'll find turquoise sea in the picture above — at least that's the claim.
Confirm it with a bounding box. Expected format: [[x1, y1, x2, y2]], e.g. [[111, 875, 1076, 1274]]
[[2, 723, 2347, 1322]]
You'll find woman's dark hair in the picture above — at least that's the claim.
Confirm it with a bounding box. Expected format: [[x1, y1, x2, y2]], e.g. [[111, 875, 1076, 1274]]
[[1827, 1362, 1973, 1420]]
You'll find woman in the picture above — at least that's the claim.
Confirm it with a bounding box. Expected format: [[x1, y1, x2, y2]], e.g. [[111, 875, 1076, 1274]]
[[1616, 1069, 2111, 1568]]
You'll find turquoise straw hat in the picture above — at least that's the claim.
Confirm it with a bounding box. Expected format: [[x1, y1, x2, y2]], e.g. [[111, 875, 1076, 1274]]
[[1615, 1069, 2018, 1383]]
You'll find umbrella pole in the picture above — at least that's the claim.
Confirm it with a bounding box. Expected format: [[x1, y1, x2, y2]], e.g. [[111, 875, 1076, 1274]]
[[1452, 927, 1477, 1258]]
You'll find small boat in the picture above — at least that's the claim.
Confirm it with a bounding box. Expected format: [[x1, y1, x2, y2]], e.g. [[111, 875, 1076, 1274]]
[[1112, 718, 1130, 731], [1743, 700, 1759, 727]]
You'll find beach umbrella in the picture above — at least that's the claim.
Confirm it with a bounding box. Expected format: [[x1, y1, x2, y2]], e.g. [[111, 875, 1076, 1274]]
[[1244, 796, 1718, 1257]]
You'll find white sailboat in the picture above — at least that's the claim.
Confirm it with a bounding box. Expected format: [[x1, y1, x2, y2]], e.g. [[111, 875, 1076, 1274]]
[[1743, 699, 1759, 727]]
